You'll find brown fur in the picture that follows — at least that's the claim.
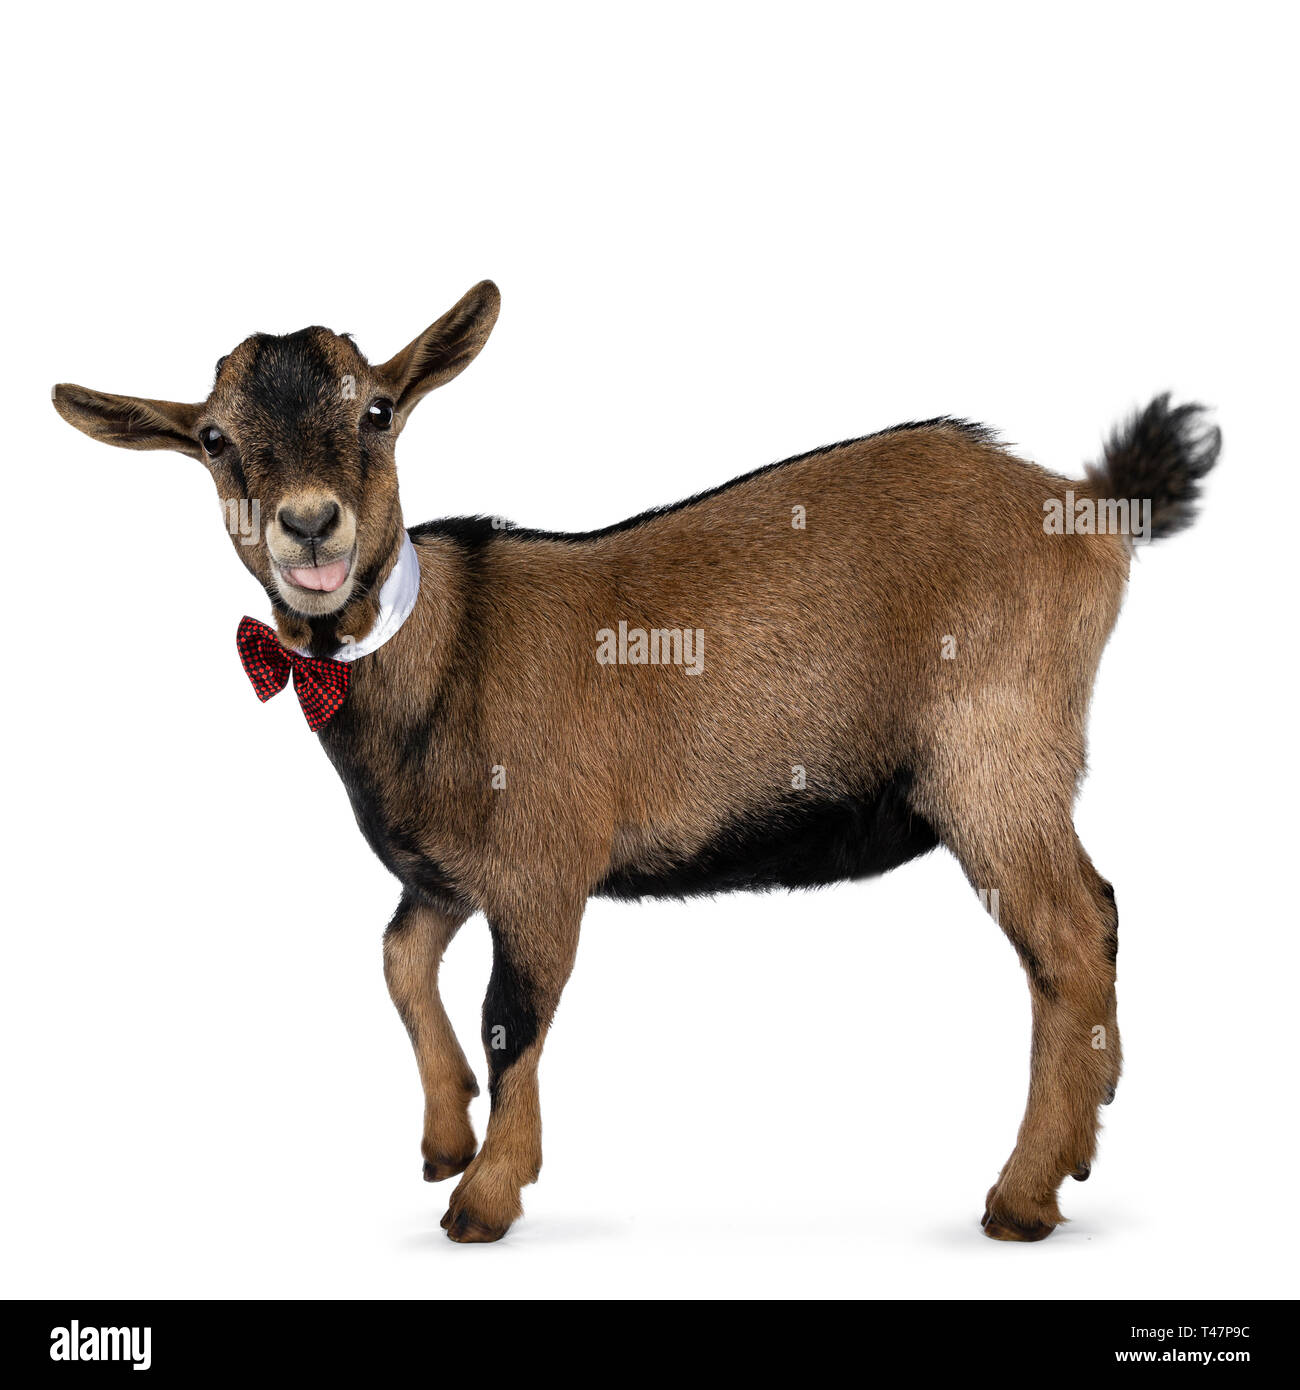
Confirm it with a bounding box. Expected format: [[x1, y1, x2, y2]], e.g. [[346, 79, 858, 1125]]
[[53, 282, 1213, 1243]]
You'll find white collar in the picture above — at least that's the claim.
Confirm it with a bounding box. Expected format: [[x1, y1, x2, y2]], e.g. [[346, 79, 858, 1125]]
[[292, 531, 420, 663]]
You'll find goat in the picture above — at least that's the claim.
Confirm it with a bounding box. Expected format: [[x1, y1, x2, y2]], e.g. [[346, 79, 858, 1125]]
[[53, 281, 1220, 1242]]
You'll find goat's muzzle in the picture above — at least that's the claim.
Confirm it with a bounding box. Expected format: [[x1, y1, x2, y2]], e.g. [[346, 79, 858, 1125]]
[[265, 493, 359, 614]]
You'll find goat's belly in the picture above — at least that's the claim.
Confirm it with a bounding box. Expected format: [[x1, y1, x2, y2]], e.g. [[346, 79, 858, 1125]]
[[594, 769, 939, 901]]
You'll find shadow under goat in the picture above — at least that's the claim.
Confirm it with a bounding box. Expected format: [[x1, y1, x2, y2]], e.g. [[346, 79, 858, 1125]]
[[52, 281, 1221, 1243]]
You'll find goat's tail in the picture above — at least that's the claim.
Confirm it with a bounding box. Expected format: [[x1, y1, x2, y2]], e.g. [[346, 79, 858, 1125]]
[[1084, 394, 1221, 542]]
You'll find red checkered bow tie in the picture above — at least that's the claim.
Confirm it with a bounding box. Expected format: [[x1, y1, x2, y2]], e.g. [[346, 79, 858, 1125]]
[[236, 616, 350, 732]]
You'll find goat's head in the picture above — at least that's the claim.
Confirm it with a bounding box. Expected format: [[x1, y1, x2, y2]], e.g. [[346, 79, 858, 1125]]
[[52, 280, 499, 648]]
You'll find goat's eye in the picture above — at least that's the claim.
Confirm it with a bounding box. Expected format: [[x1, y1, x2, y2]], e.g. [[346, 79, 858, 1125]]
[[365, 399, 394, 432], [200, 426, 226, 457]]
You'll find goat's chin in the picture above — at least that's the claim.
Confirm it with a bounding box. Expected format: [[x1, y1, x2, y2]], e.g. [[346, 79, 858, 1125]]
[[271, 572, 356, 618]]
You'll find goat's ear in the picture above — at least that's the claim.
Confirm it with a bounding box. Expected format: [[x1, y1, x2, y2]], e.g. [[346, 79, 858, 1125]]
[[52, 384, 204, 460], [377, 280, 501, 415]]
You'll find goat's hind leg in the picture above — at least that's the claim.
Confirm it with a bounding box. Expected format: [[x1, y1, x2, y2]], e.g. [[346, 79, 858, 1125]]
[[383, 892, 480, 1182], [981, 827, 1117, 1239], [1077, 842, 1123, 1113], [923, 758, 1119, 1240]]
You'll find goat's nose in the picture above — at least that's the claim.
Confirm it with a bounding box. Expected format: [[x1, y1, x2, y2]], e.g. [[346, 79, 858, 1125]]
[[278, 500, 340, 541]]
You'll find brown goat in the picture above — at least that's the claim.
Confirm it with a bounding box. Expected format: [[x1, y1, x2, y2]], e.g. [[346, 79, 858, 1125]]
[[52, 281, 1220, 1242]]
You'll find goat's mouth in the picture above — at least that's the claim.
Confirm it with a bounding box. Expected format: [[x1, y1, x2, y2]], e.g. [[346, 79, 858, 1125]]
[[270, 546, 357, 614], [279, 554, 353, 593]]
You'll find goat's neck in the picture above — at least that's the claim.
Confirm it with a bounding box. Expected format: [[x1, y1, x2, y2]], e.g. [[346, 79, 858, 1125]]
[[333, 534, 468, 707], [313, 533, 472, 797]]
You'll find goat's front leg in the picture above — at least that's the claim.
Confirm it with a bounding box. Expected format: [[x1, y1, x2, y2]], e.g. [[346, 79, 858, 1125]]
[[440, 895, 583, 1243], [383, 892, 479, 1182]]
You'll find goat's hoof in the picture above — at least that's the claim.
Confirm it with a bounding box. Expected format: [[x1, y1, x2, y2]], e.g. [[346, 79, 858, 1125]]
[[1102, 1083, 1117, 1105], [423, 1151, 476, 1183], [1071, 1161, 1091, 1182], [440, 1160, 524, 1242], [442, 1208, 509, 1243], [981, 1209, 1055, 1242], [980, 1186, 1058, 1242]]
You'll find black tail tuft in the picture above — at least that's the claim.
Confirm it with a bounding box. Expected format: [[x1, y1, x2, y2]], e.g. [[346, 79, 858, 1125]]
[[1085, 394, 1221, 542]]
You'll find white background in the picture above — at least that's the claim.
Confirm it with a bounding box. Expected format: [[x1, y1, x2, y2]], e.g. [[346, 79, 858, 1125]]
[[2, 2, 1296, 1300]]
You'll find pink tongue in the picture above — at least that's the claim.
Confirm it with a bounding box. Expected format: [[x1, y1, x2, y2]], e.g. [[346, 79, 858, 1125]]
[[286, 559, 349, 592]]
